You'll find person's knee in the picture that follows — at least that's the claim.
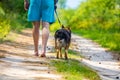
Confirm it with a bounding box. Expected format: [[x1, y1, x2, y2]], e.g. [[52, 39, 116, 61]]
[[33, 22, 40, 29], [42, 22, 49, 29]]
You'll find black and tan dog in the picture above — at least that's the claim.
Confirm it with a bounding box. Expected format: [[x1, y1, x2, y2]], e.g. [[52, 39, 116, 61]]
[[54, 25, 71, 59]]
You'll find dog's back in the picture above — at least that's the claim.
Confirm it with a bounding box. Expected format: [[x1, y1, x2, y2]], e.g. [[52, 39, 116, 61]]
[[55, 27, 71, 47]]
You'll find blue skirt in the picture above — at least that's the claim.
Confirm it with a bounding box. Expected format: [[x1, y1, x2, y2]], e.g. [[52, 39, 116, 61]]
[[28, 0, 55, 24]]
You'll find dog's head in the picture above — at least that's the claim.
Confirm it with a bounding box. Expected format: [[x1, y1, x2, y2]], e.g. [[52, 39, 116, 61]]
[[62, 26, 71, 38]]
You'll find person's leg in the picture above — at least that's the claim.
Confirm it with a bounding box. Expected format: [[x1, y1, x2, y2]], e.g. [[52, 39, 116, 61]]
[[41, 22, 50, 57], [32, 22, 40, 56]]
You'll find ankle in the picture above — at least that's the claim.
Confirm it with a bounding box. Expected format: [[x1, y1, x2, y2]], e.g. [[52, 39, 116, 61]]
[[34, 51, 39, 56]]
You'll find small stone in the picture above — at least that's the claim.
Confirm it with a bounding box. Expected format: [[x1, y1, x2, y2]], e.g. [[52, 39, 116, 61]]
[[40, 62, 43, 64], [48, 71, 50, 74], [117, 58, 120, 61], [99, 62, 101, 64], [116, 76, 119, 79], [89, 56, 92, 60], [48, 48, 50, 50]]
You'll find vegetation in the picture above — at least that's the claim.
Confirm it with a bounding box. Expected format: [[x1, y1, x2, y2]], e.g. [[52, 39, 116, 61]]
[[0, 2, 9, 40], [0, 0, 31, 41], [51, 0, 120, 53], [51, 50, 100, 80], [71, 0, 120, 52]]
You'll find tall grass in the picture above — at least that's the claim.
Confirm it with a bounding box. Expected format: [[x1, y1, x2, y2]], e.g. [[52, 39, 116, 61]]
[[0, 5, 10, 41], [0, 1, 32, 41]]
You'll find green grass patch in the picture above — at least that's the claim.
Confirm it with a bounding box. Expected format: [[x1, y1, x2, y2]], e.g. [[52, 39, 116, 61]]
[[51, 59, 100, 80], [51, 50, 101, 80]]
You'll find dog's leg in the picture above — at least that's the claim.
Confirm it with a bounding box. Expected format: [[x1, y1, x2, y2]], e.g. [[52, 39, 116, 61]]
[[60, 48, 62, 58], [55, 39, 59, 59], [56, 49, 59, 59], [65, 48, 68, 60], [55, 39, 57, 49]]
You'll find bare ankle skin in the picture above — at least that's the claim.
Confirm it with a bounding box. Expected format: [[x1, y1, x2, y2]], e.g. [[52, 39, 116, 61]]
[[34, 51, 39, 56]]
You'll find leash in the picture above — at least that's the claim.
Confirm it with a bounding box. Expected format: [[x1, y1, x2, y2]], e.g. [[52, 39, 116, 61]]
[[54, 0, 63, 27], [54, 9, 63, 27]]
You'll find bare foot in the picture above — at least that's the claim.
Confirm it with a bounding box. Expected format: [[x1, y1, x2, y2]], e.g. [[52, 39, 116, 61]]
[[34, 52, 39, 56]]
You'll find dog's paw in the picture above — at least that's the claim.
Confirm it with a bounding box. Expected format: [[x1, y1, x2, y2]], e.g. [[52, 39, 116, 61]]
[[56, 56, 59, 59], [65, 57, 68, 60], [65, 55, 68, 60]]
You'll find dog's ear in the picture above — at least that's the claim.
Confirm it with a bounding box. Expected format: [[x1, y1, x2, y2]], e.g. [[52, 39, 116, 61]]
[[66, 27, 71, 32], [67, 27, 71, 30]]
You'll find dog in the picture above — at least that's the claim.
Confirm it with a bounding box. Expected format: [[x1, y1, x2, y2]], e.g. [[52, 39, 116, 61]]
[[54, 25, 71, 60]]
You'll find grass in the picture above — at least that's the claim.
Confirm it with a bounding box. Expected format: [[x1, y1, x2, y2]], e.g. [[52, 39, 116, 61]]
[[51, 50, 101, 80], [0, 31, 17, 43]]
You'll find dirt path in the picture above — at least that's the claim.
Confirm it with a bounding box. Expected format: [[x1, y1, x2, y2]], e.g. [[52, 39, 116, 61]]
[[71, 34, 120, 80], [0, 29, 61, 80], [0, 29, 120, 80]]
